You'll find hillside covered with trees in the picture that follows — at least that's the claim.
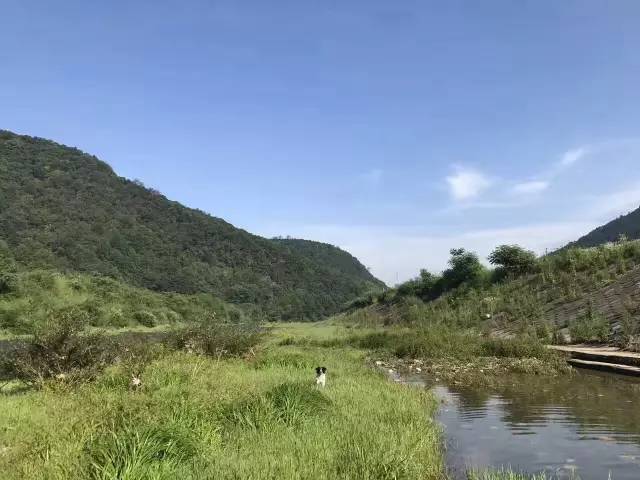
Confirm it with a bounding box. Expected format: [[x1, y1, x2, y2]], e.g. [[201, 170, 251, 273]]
[[0, 130, 383, 320], [568, 206, 640, 248]]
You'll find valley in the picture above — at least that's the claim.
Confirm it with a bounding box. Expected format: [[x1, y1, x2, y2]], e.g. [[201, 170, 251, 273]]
[[2, 131, 640, 479]]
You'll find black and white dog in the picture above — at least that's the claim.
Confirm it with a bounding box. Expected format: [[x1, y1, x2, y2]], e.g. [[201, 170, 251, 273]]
[[315, 366, 327, 388]]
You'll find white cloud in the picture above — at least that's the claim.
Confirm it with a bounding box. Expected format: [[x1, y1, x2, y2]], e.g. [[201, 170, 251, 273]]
[[511, 180, 549, 195], [559, 147, 589, 167], [446, 167, 492, 201], [360, 168, 383, 186]]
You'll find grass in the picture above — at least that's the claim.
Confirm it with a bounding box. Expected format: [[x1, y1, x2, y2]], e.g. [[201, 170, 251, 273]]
[[281, 318, 571, 383], [0, 322, 444, 479], [467, 469, 555, 480]]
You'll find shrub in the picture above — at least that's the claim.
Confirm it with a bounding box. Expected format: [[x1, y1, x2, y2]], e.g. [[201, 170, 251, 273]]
[[569, 313, 610, 343], [166, 322, 263, 358], [2, 308, 118, 385], [0, 272, 14, 294], [133, 310, 157, 328], [106, 307, 129, 328]]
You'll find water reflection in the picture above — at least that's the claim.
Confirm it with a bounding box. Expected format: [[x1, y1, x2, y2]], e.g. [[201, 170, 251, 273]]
[[410, 370, 640, 479]]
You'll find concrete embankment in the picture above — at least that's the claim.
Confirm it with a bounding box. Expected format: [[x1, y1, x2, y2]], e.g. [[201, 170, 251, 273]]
[[550, 344, 640, 376]]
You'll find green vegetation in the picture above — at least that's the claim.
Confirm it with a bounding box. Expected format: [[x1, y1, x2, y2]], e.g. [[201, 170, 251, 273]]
[[569, 204, 640, 248], [300, 315, 571, 383], [467, 469, 554, 480], [568, 302, 610, 343], [0, 323, 444, 479], [0, 268, 244, 335], [346, 240, 640, 346], [0, 130, 383, 321], [3, 128, 638, 478]]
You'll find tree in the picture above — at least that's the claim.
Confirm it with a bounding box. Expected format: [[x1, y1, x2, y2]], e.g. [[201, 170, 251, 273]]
[[396, 269, 440, 300], [440, 248, 486, 292], [488, 244, 537, 279]]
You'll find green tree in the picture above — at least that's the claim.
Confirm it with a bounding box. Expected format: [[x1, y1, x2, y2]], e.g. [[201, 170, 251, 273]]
[[440, 248, 487, 292], [397, 269, 440, 300], [488, 244, 538, 279]]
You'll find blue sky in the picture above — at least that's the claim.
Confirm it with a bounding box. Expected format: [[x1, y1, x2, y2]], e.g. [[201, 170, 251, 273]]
[[2, 1, 639, 284]]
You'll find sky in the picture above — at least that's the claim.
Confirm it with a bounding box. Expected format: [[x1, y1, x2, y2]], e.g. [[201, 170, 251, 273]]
[[2, 1, 640, 285]]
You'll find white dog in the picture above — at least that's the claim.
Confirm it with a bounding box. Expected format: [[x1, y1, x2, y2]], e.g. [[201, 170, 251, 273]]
[[315, 366, 327, 388]]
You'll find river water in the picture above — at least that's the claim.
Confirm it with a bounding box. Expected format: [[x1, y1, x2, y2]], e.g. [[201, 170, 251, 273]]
[[399, 369, 640, 479]]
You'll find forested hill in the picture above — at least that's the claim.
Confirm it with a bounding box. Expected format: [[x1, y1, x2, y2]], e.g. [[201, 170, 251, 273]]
[[568, 206, 640, 248], [272, 238, 381, 284], [0, 130, 383, 320]]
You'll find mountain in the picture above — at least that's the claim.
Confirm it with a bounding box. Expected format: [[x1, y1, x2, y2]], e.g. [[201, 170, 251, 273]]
[[0, 130, 383, 320], [272, 238, 375, 281], [569, 206, 640, 248]]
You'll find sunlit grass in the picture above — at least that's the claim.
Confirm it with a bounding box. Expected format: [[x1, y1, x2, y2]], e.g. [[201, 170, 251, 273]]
[[0, 322, 444, 479]]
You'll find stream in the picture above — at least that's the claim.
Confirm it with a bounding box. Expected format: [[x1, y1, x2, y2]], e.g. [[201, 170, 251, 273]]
[[397, 369, 640, 479]]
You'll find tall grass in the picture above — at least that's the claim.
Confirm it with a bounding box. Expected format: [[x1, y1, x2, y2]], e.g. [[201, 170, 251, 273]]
[[0, 323, 444, 479]]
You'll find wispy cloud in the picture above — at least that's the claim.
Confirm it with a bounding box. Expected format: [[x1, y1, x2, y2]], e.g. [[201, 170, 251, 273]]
[[559, 147, 589, 167], [446, 166, 492, 201], [360, 168, 383, 186], [511, 180, 549, 195]]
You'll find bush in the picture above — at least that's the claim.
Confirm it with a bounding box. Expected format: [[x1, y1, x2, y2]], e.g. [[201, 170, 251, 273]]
[[0, 272, 14, 294], [569, 312, 610, 343], [106, 307, 129, 328], [2, 308, 118, 385], [133, 310, 157, 328], [166, 322, 263, 358]]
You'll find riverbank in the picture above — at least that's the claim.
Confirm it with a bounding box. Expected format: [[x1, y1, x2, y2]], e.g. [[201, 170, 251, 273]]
[[279, 318, 572, 386], [0, 322, 444, 479]]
